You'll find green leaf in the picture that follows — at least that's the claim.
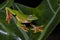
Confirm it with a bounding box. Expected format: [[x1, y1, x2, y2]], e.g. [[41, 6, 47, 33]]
[[0, 0, 14, 10]]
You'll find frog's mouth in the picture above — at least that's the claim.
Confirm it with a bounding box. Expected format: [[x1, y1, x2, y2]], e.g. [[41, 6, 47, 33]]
[[22, 20, 32, 23]]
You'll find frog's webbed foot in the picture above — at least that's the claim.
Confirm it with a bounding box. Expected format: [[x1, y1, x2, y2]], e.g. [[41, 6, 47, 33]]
[[30, 24, 44, 33], [22, 24, 29, 32]]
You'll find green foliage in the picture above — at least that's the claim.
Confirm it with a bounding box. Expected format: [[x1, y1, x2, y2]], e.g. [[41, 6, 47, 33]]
[[0, 0, 14, 10], [0, 0, 60, 40]]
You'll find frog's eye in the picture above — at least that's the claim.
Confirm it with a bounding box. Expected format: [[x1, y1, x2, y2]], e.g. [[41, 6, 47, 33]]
[[29, 15, 33, 18]]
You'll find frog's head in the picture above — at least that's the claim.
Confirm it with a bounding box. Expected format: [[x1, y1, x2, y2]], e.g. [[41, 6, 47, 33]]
[[27, 15, 38, 21], [22, 15, 38, 23]]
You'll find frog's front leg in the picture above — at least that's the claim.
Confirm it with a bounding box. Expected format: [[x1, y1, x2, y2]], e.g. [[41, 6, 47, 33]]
[[21, 24, 29, 32], [17, 21, 29, 32]]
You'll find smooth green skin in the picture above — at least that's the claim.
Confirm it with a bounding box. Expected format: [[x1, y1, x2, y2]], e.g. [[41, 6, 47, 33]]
[[5, 7, 38, 31], [5, 7, 38, 22]]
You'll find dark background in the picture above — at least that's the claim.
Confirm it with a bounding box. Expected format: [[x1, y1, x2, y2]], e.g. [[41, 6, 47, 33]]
[[0, 0, 60, 40], [0, 0, 42, 8], [14, 0, 42, 8]]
